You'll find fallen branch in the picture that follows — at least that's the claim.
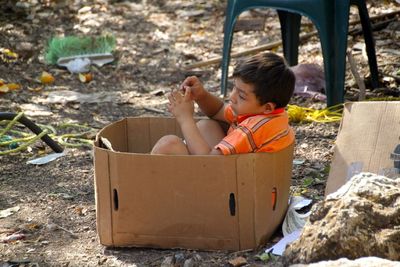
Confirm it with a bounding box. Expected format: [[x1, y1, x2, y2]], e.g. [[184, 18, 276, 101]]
[[183, 9, 400, 70], [184, 31, 316, 69], [379, 48, 400, 56], [381, 72, 400, 83], [349, 9, 400, 26], [349, 17, 397, 35], [347, 49, 366, 101], [57, 224, 78, 239]]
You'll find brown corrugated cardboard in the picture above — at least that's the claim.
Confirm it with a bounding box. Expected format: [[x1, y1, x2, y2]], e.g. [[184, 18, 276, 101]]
[[325, 101, 400, 196], [93, 117, 294, 251]]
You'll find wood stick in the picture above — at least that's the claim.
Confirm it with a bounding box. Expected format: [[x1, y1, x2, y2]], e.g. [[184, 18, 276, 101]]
[[143, 107, 166, 114], [347, 49, 366, 101], [184, 31, 317, 69], [349, 17, 397, 35], [183, 9, 400, 70], [349, 9, 400, 26]]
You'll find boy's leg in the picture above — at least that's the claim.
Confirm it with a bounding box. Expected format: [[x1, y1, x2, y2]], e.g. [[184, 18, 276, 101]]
[[196, 119, 226, 148], [151, 135, 189, 155]]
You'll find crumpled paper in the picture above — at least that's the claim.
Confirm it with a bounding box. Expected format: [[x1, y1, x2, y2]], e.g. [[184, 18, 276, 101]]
[[282, 196, 312, 236], [57, 53, 114, 73], [265, 196, 312, 255]]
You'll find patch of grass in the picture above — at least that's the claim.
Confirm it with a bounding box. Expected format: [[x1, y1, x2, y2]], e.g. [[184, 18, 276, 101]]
[[302, 177, 314, 187]]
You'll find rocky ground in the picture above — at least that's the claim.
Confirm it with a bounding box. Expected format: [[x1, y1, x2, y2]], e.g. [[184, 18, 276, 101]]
[[0, 0, 399, 266]]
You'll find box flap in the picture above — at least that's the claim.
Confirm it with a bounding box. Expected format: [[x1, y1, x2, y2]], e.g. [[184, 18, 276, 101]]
[[95, 118, 128, 152], [325, 101, 400, 195]]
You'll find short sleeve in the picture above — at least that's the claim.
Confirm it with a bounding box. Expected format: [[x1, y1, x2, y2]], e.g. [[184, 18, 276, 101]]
[[224, 105, 235, 124], [215, 126, 254, 155]]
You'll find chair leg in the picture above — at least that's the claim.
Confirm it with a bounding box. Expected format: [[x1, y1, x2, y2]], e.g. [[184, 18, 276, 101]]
[[319, 27, 343, 106], [325, 1, 354, 106], [278, 10, 302, 66], [220, 1, 237, 96], [354, 1, 380, 89]]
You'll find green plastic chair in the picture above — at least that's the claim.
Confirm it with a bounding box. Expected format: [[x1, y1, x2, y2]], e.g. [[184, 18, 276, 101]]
[[220, 0, 380, 106]]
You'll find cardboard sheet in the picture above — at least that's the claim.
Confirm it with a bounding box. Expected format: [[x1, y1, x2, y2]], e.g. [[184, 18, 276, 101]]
[[325, 101, 400, 195]]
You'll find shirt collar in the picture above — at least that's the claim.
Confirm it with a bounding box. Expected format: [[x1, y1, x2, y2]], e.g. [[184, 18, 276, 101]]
[[236, 107, 285, 123]]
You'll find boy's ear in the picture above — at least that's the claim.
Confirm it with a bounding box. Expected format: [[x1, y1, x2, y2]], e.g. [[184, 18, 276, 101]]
[[263, 102, 276, 113]]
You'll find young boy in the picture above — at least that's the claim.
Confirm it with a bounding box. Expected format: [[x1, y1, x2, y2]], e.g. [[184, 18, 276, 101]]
[[151, 52, 295, 155]]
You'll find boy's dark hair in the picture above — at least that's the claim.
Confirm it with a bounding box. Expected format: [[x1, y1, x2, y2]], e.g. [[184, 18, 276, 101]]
[[232, 52, 295, 108]]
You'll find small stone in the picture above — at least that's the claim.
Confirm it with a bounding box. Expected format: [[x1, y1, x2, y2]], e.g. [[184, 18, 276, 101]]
[[174, 253, 185, 267], [183, 258, 197, 267], [161, 256, 175, 267], [300, 143, 309, 148], [98, 257, 107, 265], [193, 254, 202, 261]]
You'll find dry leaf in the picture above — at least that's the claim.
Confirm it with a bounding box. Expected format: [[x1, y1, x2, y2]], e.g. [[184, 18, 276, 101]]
[[228, 256, 247, 267], [0, 206, 20, 218], [27, 223, 40, 231], [79, 73, 93, 83], [7, 83, 21, 90], [40, 71, 55, 84], [0, 85, 9, 93], [27, 86, 44, 92]]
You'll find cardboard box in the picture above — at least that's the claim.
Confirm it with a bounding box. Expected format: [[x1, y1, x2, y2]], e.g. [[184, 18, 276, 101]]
[[93, 117, 294, 251], [325, 101, 400, 195]]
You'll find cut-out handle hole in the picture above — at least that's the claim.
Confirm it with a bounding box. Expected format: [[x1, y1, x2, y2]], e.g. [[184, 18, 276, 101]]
[[113, 189, 119, 211], [272, 187, 277, 211], [229, 193, 236, 216]]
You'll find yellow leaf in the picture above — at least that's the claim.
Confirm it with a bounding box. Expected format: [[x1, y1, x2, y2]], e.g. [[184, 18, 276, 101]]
[[2, 48, 18, 59], [0, 84, 9, 93], [79, 73, 93, 83], [40, 71, 55, 84], [7, 83, 21, 90]]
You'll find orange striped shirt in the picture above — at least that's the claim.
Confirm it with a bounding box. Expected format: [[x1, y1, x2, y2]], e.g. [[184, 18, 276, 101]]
[[215, 105, 294, 155]]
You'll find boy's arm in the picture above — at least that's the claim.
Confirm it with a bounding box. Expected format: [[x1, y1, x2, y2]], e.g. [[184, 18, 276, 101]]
[[195, 90, 225, 119], [179, 119, 222, 155], [210, 103, 227, 122], [170, 89, 222, 155]]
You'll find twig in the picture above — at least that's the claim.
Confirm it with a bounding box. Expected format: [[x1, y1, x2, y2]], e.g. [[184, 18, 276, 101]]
[[347, 49, 366, 101], [143, 107, 166, 114], [381, 72, 400, 83], [352, 9, 400, 25], [379, 49, 400, 56], [48, 223, 78, 239], [377, 62, 400, 67], [349, 17, 397, 36], [230, 248, 254, 255], [56, 224, 78, 239]]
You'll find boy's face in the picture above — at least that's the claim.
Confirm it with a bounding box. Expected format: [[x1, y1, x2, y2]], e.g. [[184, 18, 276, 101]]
[[229, 78, 273, 116]]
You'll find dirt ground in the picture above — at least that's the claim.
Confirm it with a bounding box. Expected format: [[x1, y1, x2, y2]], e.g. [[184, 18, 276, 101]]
[[1, 1, 399, 266]]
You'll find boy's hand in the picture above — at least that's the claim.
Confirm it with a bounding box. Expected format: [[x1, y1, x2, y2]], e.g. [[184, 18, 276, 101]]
[[168, 87, 194, 124], [180, 76, 206, 101]]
